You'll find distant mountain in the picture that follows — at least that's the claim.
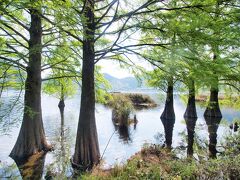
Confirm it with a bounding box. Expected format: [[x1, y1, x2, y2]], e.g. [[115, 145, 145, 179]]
[[103, 73, 144, 91]]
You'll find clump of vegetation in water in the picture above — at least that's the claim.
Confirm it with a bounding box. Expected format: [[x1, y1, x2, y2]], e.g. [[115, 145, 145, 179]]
[[107, 93, 157, 109], [109, 94, 134, 126], [127, 93, 157, 108]]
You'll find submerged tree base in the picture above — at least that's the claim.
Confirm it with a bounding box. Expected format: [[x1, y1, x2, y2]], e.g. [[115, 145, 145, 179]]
[[204, 108, 222, 118], [14, 151, 47, 179], [9, 142, 53, 164]]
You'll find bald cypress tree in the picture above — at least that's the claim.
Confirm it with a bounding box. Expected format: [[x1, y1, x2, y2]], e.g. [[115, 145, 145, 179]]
[[9, 3, 51, 161]]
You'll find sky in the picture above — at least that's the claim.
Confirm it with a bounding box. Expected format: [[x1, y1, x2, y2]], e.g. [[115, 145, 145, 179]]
[[98, 58, 154, 79], [99, 60, 133, 78]]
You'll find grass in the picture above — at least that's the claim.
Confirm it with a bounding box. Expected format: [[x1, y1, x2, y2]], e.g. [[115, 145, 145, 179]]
[[181, 94, 240, 110], [79, 131, 240, 180]]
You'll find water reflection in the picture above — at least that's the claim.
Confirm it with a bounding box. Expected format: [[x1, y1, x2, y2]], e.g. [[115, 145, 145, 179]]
[[45, 108, 72, 178], [1, 93, 240, 177], [204, 116, 222, 158], [160, 117, 175, 149], [230, 122, 239, 132], [184, 116, 198, 157], [112, 121, 132, 144], [15, 152, 46, 179]]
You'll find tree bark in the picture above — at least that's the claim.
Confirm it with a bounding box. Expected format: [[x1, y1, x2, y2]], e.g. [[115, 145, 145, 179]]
[[10, 8, 50, 161], [204, 49, 222, 118], [58, 100, 65, 116], [58, 99, 65, 138], [160, 77, 175, 149], [58, 84, 65, 124], [184, 80, 198, 157], [184, 80, 197, 118], [72, 0, 100, 171], [204, 87, 222, 118]]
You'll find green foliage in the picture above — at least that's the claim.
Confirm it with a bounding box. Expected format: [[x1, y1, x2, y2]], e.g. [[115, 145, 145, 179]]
[[0, 66, 24, 94], [95, 66, 112, 104], [141, 0, 240, 94], [43, 78, 77, 101], [146, 68, 169, 91]]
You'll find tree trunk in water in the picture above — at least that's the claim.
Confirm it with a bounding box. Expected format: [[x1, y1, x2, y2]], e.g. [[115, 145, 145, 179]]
[[205, 116, 222, 158], [58, 84, 65, 130], [15, 152, 46, 179], [204, 50, 222, 118], [160, 78, 175, 149], [10, 8, 50, 161], [184, 80, 197, 157], [58, 99, 65, 137], [204, 84, 222, 158], [204, 87, 222, 118], [184, 80, 197, 118], [72, 0, 100, 171], [184, 116, 197, 157]]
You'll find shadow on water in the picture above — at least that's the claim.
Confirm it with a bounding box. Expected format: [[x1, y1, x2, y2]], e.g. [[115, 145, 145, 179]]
[[184, 116, 198, 157], [204, 116, 222, 158]]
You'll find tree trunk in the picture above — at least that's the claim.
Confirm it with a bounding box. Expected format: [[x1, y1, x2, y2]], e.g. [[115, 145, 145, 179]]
[[184, 80, 197, 118], [204, 49, 222, 118], [10, 8, 50, 161], [58, 99, 65, 137], [72, 0, 100, 171], [160, 77, 175, 149], [58, 84, 65, 128], [184, 80, 198, 157], [204, 87, 222, 118], [58, 100, 65, 117]]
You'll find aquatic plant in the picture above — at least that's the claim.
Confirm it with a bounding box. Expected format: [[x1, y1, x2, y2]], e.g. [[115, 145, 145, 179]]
[[110, 94, 134, 127]]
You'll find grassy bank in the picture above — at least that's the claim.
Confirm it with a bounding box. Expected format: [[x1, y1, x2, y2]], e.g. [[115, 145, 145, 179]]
[[80, 131, 240, 180], [180, 94, 240, 109]]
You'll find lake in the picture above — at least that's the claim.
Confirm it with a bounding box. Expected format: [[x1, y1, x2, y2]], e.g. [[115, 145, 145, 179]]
[[0, 91, 239, 178]]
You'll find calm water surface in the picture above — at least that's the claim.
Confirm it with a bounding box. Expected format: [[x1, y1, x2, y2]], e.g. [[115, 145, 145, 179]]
[[0, 91, 239, 178]]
